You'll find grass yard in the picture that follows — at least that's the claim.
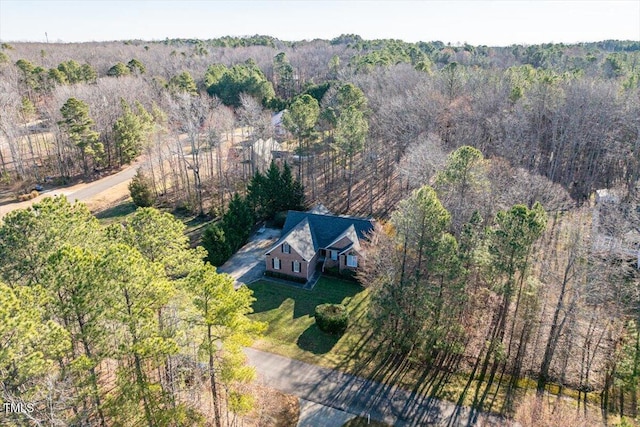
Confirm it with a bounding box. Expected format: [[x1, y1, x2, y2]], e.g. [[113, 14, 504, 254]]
[[247, 277, 376, 368], [246, 276, 598, 419], [94, 200, 138, 224]]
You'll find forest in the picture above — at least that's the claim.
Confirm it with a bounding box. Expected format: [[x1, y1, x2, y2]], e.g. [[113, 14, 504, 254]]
[[1, 35, 640, 425]]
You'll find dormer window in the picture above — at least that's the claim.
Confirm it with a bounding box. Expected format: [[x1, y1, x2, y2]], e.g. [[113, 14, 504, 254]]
[[282, 243, 291, 254]]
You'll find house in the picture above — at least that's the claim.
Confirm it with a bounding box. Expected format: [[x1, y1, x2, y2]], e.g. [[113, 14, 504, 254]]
[[595, 188, 620, 205], [230, 137, 283, 176], [251, 137, 281, 172], [271, 110, 287, 138], [265, 209, 375, 282], [592, 188, 640, 269]]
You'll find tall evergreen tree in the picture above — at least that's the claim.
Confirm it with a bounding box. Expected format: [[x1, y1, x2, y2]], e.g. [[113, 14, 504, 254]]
[[222, 193, 255, 252], [247, 161, 305, 221], [186, 264, 265, 427], [59, 97, 103, 175]]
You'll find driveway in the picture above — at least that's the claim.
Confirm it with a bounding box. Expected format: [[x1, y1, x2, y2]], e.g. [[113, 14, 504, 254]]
[[245, 348, 509, 427], [217, 227, 280, 286]]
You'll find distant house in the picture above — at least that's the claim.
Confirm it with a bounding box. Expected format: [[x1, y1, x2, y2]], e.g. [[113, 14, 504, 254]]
[[265, 209, 375, 282], [271, 111, 287, 138], [592, 188, 640, 269], [251, 137, 281, 172], [595, 189, 620, 205]]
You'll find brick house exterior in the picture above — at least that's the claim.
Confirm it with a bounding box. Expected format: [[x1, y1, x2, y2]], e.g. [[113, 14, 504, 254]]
[[265, 209, 374, 282]]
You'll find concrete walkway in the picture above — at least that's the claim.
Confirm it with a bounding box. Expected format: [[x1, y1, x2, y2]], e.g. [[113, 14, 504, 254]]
[[245, 348, 509, 427], [297, 399, 356, 427]]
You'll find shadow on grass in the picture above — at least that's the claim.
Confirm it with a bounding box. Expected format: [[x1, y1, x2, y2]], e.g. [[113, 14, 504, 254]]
[[248, 278, 361, 319], [296, 323, 341, 354], [94, 201, 137, 221], [249, 277, 364, 355], [248, 283, 290, 313]]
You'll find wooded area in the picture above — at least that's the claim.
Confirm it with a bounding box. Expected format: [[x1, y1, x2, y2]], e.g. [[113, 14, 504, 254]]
[[1, 35, 640, 425]]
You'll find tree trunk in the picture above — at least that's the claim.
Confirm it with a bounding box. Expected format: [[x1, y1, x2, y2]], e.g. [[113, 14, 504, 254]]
[[208, 324, 222, 427]]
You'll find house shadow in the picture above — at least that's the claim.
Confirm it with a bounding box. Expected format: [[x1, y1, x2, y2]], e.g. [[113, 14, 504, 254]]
[[296, 323, 341, 355], [247, 282, 290, 313], [248, 277, 362, 319]]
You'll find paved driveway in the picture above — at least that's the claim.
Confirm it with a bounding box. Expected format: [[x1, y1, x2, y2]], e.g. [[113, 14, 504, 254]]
[[217, 227, 280, 286], [0, 163, 140, 218]]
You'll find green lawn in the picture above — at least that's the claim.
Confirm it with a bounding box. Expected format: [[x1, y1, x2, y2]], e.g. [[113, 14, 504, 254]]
[[247, 274, 526, 415], [247, 277, 375, 368], [94, 201, 137, 224], [246, 276, 544, 416], [246, 277, 483, 409]]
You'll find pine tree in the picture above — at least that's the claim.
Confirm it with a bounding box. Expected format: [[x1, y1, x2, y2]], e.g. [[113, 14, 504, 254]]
[[280, 161, 305, 212], [222, 194, 254, 252], [186, 264, 265, 427], [59, 98, 103, 175], [201, 224, 232, 266], [128, 170, 156, 207], [247, 162, 305, 221]]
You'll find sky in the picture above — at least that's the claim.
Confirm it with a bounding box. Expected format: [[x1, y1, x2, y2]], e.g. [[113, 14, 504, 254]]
[[0, 0, 638, 47]]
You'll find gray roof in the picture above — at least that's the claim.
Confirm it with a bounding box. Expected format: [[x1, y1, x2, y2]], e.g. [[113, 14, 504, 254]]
[[280, 217, 317, 261], [266, 210, 374, 258], [325, 224, 361, 252], [283, 211, 374, 245]]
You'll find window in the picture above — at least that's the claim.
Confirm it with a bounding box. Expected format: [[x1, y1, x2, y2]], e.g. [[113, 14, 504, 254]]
[[330, 250, 338, 260], [292, 260, 301, 273], [272, 258, 281, 270], [346, 254, 358, 268], [282, 243, 290, 254]]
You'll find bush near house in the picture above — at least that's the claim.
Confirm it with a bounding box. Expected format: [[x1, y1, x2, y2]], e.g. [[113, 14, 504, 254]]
[[201, 193, 254, 266], [323, 266, 358, 282], [314, 303, 348, 335], [265, 270, 307, 284]]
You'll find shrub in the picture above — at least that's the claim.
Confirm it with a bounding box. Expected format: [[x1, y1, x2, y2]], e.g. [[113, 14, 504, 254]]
[[17, 190, 39, 202], [265, 270, 307, 284], [314, 303, 348, 335], [323, 266, 358, 282], [128, 170, 156, 207], [201, 223, 232, 266], [273, 210, 288, 228]]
